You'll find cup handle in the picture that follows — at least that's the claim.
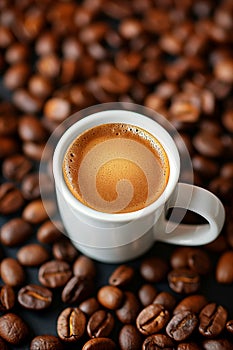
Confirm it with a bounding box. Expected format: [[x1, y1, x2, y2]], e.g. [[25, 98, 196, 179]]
[[156, 183, 225, 246]]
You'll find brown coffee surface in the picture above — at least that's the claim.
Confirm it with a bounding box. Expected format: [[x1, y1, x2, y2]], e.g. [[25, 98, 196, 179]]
[[63, 123, 169, 213]]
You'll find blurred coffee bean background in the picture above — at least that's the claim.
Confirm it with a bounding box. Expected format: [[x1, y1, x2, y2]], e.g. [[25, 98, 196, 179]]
[[0, 0, 233, 349]]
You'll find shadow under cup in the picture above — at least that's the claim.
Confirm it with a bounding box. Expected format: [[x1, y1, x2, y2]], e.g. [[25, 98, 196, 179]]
[[53, 110, 180, 263]]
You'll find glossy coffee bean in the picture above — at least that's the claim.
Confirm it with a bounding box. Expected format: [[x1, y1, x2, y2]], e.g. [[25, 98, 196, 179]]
[[140, 256, 169, 283], [109, 264, 134, 287], [0, 285, 15, 311], [21, 173, 41, 200], [18, 114, 47, 143], [199, 303, 228, 337], [187, 248, 211, 275], [0, 313, 29, 345], [30, 335, 64, 350], [73, 255, 96, 279], [119, 324, 143, 350], [22, 141, 45, 161], [153, 291, 176, 311], [168, 268, 200, 294], [136, 304, 170, 335], [202, 339, 233, 350], [138, 284, 157, 307], [52, 238, 78, 263], [0, 183, 25, 215], [116, 291, 141, 324], [0, 136, 19, 159], [0, 257, 25, 287], [18, 284, 52, 310], [28, 74, 53, 99], [177, 342, 202, 350], [57, 307, 86, 343], [142, 334, 175, 350], [216, 251, 233, 284], [22, 199, 50, 224], [97, 285, 124, 310], [37, 220, 63, 244], [0, 218, 33, 246], [226, 320, 233, 334], [82, 337, 117, 350], [166, 311, 198, 341], [87, 310, 114, 338], [79, 297, 100, 317], [62, 275, 94, 304], [2, 154, 32, 181], [174, 294, 208, 315], [39, 260, 72, 288], [17, 243, 50, 266], [13, 88, 43, 114]]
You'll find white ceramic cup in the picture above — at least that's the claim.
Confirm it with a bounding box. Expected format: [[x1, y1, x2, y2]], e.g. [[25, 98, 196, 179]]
[[53, 109, 225, 263]]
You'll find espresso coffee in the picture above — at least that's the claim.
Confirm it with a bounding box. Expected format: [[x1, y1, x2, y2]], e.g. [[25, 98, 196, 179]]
[[63, 123, 169, 213]]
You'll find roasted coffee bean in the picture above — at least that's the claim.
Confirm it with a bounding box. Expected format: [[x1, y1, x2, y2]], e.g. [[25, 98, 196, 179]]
[[18, 114, 48, 143], [57, 307, 86, 342], [0, 183, 25, 215], [205, 234, 228, 253], [119, 324, 143, 350], [222, 110, 233, 133], [140, 256, 169, 283], [153, 291, 176, 311], [22, 141, 45, 161], [187, 248, 211, 275], [170, 247, 193, 269], [0, 218, 33, 246], [0, 257, 25, 287], [168, 268, 200, 294], [3, 62, 30, 90], [13, 89, 43, 114], [21, 173, 41, 200], [87, 310, 114, 338], [0, 113, 18, 137], [39, 260, 72, 288], [0, 313, 29, 345], [82, 337, 117, 350], [97, 285, 124, 310], [177, 342, 202, 350], [28, 74, 53, 99], [0, 285, 15, 311], [166, 311, 198, 341], [216, 250, 233, 284], [62, 275, 94, 304], [73, 255, 96, 279], [202, 339, 233, 350], [36, 54, 61, 79], [18, 284, 52, 310], [44, 97, 71, 123], [174, 294, 208, 315], [142, 334, 175, 350], [37, 220, 63, 244], [192, 155, 218, 179], [136, 304, 170, 335], [79, 297, 100, 316], [226, 320, 233, 334], [199, 303, 228, 337], [30, 335, 64, 350], [214, 58, 233, 83], [138, 284, 158, 307], [5, 42, 29, 64], [116, 291, 141, 324], [2, 154, 32, 182], [0, 136, 19, 158], [35, 32, 58, 56], [0, 337, 8, 350], [109, 264, 134, 287], [17, 243, 50, 266], [52, 238, 78, 263], [22, 199, 51, 224], [98, 67, 132, 94], [193, 132, 225, 158]]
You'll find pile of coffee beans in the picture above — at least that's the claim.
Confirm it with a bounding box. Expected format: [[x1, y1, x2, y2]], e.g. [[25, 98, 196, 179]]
[[0, 0, 233, 349]]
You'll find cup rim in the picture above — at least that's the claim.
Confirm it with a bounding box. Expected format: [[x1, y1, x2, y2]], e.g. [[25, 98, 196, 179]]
[[53, 109, 180, 222]]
